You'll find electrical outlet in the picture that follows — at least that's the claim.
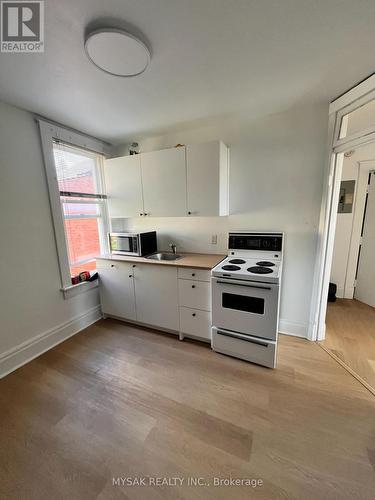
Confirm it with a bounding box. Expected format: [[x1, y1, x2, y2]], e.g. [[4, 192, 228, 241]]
[[211, 234, 218, 245]]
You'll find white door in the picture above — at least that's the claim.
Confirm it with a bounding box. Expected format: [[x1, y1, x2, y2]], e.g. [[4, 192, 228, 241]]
[[104, 155, 144, 217], [141, 147, 187, 216], [134, 264, 179, 331], [355, 171, 375, 307], [97, 261, 136, 319], [186, 141, 229, 216]]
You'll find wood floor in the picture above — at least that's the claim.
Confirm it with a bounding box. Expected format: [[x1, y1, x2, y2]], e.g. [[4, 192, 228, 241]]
[[1, 319, 375, 500], [322, 298, 375, 393]]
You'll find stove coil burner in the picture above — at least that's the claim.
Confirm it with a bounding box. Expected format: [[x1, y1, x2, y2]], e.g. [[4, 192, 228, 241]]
[[229, 259, 246, 265], [247, 266, 273, 274], [256, 261, 275, 267], [222, 265, 241, 271]]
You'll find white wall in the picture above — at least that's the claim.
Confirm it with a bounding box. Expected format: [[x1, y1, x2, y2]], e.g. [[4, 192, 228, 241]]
[[330, 142, 375, 298], [0, 101, 101, 376], [113, 103, 329, 338]]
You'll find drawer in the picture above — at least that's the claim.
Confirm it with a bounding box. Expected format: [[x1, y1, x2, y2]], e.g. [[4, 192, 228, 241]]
[[96, 259, 132, 271], [178, 267, 210, 282], [178, 279, 211, 311], [180, 307, 211, 341], [212, 327, 277, 368]]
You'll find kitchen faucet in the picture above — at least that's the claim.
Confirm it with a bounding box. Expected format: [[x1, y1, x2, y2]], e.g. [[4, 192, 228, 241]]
[[169, 243, 177, 255]]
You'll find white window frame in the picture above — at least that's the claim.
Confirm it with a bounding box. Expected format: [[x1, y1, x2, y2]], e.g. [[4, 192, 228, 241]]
[[38, 118, 112, 297]]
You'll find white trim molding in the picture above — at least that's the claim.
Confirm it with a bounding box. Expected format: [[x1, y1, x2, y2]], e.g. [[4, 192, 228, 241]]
[[37, 118, 111, 292], [279, 319, 310, 339], [312, 73, 375, 341], [0, 305, 102, 379]]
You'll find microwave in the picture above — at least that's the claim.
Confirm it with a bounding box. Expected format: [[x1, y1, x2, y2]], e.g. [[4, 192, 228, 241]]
[[109, 231, 157, 256]]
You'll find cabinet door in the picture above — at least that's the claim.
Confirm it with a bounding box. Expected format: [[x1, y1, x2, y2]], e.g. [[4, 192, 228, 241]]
[[134, 264, 179, 331], [104, 155, 144, 217], [97, 261, 136, 320], [141, 147, 187, 216], [186, 141, 229, 216]]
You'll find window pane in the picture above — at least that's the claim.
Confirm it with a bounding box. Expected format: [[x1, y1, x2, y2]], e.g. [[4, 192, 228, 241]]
[[339, 98, 375, 139], [63, 202, 100, 217], [70, 260, 97, 277], [53, 143, 102, 195], [64, 218, 101, 266]]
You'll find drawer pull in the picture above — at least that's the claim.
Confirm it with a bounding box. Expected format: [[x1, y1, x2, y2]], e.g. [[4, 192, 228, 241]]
[[192, 313, 196, 317], [217, 330, 269, 347], [192, 273, 196, 277], [192, 285, 195, 288]]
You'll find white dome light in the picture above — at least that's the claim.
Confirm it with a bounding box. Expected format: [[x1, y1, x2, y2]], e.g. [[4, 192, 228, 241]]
[[85, 28, 150, 77]]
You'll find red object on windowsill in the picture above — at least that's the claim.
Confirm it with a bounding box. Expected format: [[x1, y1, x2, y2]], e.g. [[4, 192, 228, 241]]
[[71, 269, 95, 285]]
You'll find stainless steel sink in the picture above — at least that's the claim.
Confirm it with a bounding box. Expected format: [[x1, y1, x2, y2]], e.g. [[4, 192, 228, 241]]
[[146, 252, 182, 261]]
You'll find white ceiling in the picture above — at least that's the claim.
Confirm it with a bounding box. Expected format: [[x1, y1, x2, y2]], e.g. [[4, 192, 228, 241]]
[[1, 0, 375, 144]]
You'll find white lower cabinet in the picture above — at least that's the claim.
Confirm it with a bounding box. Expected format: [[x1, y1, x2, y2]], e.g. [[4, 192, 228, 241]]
[[133, 264, 179, 332], [179, 307, 211, 341], [98, 260, 212, 342], [97, 260, 136, 320], [178, 279, 211, 311], [178, 268, 212, 342]]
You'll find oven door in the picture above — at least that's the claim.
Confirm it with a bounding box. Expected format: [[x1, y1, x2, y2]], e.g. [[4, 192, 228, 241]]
[[109, 233, 139, 255], [212, 277, 279, 340]]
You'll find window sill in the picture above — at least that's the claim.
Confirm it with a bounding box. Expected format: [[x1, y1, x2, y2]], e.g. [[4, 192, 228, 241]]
[[61, 279, 98, 299]]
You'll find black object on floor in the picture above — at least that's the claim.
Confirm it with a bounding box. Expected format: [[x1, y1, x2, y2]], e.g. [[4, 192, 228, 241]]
[[328, 282, 337, 302]]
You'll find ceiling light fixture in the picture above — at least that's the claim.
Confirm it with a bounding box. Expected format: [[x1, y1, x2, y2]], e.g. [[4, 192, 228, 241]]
[[85, 28, 151, 77]]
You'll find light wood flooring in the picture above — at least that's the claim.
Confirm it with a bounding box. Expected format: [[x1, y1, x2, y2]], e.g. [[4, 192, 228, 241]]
[[322, 298, 375, 393], [1, 319, 375, 500]]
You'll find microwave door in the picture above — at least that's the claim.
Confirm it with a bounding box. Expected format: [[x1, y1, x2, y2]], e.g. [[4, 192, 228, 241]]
[[110, 235, 137, 255]]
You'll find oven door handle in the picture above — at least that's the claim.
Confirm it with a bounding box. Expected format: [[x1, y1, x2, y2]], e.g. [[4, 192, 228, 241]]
[[216, 330, 269, 347], [216, 280, 271, 291]]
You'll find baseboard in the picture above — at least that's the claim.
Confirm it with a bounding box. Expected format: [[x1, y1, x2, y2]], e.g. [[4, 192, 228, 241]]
[[0, 305, 102, 379], [279, 319, 309, 339]]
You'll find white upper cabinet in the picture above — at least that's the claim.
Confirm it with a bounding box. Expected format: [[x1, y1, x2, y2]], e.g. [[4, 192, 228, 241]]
[[186, 141, 229, 216], [140, 147, 187, 217], [103, 141, 229, 217], [105, 155, 144, 217]]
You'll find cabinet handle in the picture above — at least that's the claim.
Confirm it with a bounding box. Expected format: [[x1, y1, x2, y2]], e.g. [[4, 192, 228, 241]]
[[111, 264, 115, 267], [129, 275, 132, 278], [192, 285, 195, 289], [192, 313, 196, 317], [132, 264, 136, 268], [188, 211, 192, 215], [192, 273, 195, 277], [140, 213, 143, 216]]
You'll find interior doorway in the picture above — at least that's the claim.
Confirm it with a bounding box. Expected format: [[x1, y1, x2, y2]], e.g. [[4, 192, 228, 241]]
[[319, 142, 375, 393]]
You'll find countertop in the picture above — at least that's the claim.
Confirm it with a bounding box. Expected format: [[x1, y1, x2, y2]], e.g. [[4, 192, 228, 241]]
[[97, 252, 226, 270]]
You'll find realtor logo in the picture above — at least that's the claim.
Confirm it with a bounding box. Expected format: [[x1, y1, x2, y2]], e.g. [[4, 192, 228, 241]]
[[1, 1, 44, 52]]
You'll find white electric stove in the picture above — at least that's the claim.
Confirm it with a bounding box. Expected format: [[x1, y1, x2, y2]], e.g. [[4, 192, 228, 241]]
[[211, 232, 283, 368]]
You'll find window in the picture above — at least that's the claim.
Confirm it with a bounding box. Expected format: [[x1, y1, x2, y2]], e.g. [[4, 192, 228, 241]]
[[53, 142, 107, 277], [38, 119, 110, 294]]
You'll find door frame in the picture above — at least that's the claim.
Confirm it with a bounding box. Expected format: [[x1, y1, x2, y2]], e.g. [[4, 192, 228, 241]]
[[310, 73, 375, 341]]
